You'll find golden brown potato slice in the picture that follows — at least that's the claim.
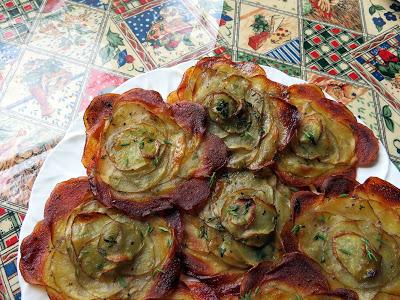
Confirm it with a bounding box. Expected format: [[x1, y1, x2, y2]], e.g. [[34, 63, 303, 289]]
[[282, 176, 400, 300], [182, 171, 293, 297], [168, 57, 300, 170], [82, 89, 228, 217], [20, 178, 181, 300], [240, 252, 358, 299], [275, 84, 379, 188], [166, 276, 219, 300]]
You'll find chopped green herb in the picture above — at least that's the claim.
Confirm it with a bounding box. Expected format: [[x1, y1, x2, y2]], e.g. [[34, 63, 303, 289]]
[[291, 224, 304, 235], [359, 204, 365, 210], [120, 142, 130, 147], [304, 132, 316, 145], [259, 127, 265, 136], [339, 248, 352, 256], [243, 201, 252, 215], [145, 223, 153, 236], [152, 156, 160, 166], [198, 225, 209, 240], [117, 276, 128, 288], [241, 131, 253, 140], [317, 215, 326, 223], [339, 194, 349, 198], [139, 140, 145, 149], [167, 238, 172, 248], [240, 292, 251, 300], [164, 140, 172, 145], [152, 268, 165, 277], [209, 172, 217, 187], [295, 295, 302, 300], [95, 262, 104, 270], [125, 158, 129, 167], [219, 245, 226, 257], [314, 232, 326, 241], [215, 100, 229, 119], [158, 226, 169, 233], [254, 287, 260, 295], [362, 238, 378, 261], [227, 204, 239, 217], [240, 293, 251, 300]]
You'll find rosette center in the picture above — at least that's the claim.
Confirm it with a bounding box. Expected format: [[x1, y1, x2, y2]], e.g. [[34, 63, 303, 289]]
[[333, 233, 382, 283], [107, 127, 165, 171]]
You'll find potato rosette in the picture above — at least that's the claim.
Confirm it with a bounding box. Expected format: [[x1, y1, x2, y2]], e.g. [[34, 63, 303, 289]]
[[275, 84, 379, 187], [168, 57, 300, 170], [182, 171, 293, 296], [82, 89, 228, 217], [241, 252, 357, 299], [20, 178, 182, 300], [282, 176, 400, 299]]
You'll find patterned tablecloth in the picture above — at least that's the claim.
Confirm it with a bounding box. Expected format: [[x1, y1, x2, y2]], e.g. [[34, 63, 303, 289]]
[[0, 0, 399, 298]]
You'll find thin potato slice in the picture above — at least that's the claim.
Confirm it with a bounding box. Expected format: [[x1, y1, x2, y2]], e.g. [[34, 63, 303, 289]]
[[240, 252, 357, 299]]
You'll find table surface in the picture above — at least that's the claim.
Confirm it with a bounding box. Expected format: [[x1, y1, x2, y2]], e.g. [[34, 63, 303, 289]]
[[0, 0, 399, 298]]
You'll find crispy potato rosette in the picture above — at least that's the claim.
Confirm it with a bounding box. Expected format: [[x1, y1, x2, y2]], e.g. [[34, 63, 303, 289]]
[[182, 171, 293, 296], [82, 89, 228, 217], [282, 176, 400, 299], [275, 84, 379, 187], [20, 178, 182, 300], [240, 252, 358, 299], [167, 57, 300, 170]]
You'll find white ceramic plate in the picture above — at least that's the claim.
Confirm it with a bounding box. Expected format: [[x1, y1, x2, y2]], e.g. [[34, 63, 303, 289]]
[[17, 60, 400, 300]]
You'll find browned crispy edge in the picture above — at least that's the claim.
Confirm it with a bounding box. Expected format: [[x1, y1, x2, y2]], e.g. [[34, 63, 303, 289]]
[[170, 276, 219, 300], [182, 252, 242, 297], [147, 210, 182, 299], [19, 178, 91, 289], [240, 252, 358, 299], [353, 176, 400, 207], [83, 88, 228, 217], [320, 175, 359, 198], [273, 97, 301, 150]]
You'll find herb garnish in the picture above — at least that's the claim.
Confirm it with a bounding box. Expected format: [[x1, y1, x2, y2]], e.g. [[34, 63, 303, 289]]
[[362, 238, 378, 261], [145, 223, 153, 236], [304, 132, 316, 145], [117, 276, 127, 288], [339, 248, 352, 256], [227, 204, 239, 217], [158, 226, 169, 233], [152, 156, 160, 166], [209, 172, 217, 187], [291, 224, 304, 235], [313, 232, 326, 241], [198, 225, 209, 240], [216, 100, 229, 118]]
